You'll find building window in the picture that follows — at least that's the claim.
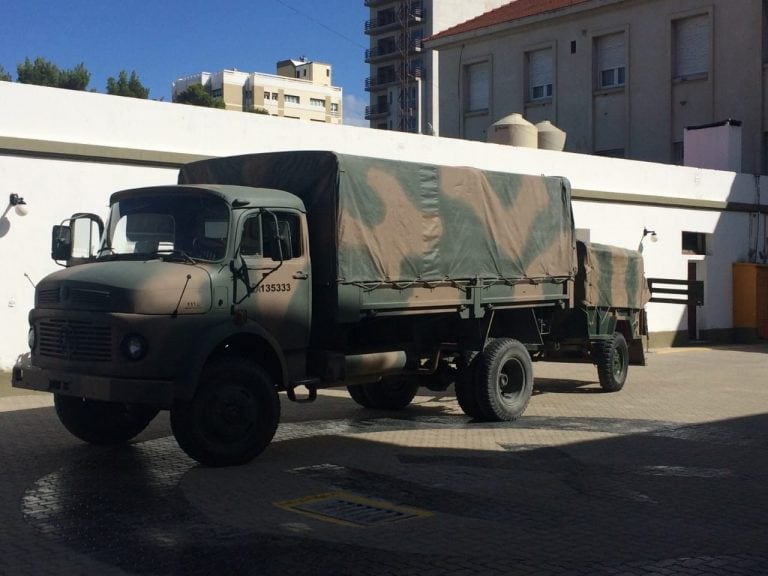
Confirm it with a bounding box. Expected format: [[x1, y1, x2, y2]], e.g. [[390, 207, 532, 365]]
[[673, 14, 710, 78], [682, 231, 707, 255], [596, 32, 626, 89], [271, 92, 279, 100], [310, 98, 325, 108], [263, 91, 270, 100], [465, 60, 490, 113], [330, 102, 339, 113], [285, 94, 300, 105], [527, 48, 553, 101]]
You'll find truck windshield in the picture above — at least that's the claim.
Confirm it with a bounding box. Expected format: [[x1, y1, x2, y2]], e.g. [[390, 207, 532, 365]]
[[100, 193, 230, 262]]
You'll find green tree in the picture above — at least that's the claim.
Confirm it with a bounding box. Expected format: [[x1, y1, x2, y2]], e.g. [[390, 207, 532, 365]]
[[249, 107, 270, 115], [107, 70, 150, 99], [0, 65, 12, 82], [174, 84, 224, 108], [16, 57, 90, 90], [59, 63, 91, 90]]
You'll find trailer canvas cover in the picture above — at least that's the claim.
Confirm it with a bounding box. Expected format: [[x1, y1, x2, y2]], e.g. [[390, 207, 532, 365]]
[[180, 151, 577, 285]]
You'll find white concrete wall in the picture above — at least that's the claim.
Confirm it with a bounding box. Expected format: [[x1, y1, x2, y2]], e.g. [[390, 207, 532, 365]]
[[1, 81, 766, 368]]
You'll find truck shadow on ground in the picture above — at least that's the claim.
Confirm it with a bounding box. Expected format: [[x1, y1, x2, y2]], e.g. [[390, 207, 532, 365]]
[[5, 400, 768, 575], [532, 377, 602, 394]]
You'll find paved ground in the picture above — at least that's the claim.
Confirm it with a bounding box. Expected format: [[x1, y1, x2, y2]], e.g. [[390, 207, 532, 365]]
[[1, 345, 767, 576]]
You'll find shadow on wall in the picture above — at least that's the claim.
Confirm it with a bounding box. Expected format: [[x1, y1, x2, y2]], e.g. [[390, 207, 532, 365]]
[[647, 172, 767, 347]]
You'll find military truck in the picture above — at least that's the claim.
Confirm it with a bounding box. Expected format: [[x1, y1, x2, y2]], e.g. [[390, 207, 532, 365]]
[[13, 151, 649, 466]]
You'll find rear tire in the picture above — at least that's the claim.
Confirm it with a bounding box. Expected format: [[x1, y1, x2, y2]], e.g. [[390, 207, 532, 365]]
[[347, 375, 419, 410], [54, 395, 158, 445], [593, 332, 629, 392], [454, 351, 483, 419], [347, 384, 374, 408], [475, 339, 533, 421], [171, 358, 280, 467]]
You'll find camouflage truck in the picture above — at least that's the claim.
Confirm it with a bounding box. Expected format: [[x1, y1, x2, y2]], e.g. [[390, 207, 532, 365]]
[[13, 151, 649, 466]]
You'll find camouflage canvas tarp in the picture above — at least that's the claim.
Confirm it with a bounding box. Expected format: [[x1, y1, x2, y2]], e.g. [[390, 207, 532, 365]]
[[180, 151, 577, 285], [575, 241, 650, 310]]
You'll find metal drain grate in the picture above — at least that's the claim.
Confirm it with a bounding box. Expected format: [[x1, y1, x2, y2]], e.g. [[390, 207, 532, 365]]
[[276, 492, 430, 527]]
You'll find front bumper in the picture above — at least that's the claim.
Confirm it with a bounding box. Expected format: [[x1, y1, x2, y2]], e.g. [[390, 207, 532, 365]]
[[12, 353, 174, 407]]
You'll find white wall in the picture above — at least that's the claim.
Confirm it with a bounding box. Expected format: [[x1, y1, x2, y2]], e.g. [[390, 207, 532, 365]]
[[1, 82, 765, 367]]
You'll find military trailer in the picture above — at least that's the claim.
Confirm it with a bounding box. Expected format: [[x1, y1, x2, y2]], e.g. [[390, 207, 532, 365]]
[[13, 151, 649, 466]]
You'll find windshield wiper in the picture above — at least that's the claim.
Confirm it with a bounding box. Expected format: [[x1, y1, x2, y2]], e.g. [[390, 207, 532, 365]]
[[157, 249, 197, 264]]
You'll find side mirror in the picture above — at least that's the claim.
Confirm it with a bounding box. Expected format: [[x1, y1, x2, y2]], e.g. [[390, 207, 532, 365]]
[[51, 225, 72, 261], [51, 213, 105, 266]]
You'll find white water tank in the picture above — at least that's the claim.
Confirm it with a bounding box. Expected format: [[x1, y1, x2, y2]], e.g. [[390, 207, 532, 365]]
[[487, 113, 537, 148], [536, 120, 567, 151]]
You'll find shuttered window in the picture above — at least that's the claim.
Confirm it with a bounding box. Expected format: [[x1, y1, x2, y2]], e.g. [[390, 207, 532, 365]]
[[465, 60, 490, 112], [674, 14, 710, 77], [528, 48, 553, 101], [596, 33, 626, 88]]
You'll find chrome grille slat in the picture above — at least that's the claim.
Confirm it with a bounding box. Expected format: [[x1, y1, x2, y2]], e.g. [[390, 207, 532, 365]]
[[37, 319, 112, 362]]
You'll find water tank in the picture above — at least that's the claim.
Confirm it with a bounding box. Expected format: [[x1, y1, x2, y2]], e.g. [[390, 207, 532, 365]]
[[487, 114, 537, 148], [536, 120, 567, 151]]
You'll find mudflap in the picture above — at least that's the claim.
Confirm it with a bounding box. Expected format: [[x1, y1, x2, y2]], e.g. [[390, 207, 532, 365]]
[[628, 337, 646, 366]]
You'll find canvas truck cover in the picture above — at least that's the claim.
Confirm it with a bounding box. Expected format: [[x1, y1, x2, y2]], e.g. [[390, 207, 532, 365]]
[[180, 151, 577, 286], [575, 241, 651, 310]]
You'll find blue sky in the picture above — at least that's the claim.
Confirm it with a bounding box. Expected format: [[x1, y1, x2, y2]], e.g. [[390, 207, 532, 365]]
[[1, 0, 370, 125]]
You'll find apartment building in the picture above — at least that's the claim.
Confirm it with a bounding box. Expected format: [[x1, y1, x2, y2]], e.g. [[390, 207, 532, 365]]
[[365, 0, 509, 134], [427, 0, 768, 174], [172, 59, 342, 124]]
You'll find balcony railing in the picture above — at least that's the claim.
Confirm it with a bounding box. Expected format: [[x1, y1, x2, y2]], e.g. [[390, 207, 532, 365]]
[[365, 45, 398, 63], [364, 5, 425, 35], [365, 104, 390, 119], [365, 66, 424, 91], [365, 38, 423, 63], [365, 75, 398, 91]]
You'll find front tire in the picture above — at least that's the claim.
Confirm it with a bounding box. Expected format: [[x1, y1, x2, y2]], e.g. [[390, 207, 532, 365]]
[[475, 339, 533, 421], [54, 395, 158, 445], [593, 332, 629, 392], [171, 358, 280, 467]]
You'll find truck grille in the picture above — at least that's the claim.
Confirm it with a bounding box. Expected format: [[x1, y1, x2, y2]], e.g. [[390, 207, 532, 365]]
[[37, 288, 60, 305], [71, 289, 111, 307], [38, 319, 112, 362]]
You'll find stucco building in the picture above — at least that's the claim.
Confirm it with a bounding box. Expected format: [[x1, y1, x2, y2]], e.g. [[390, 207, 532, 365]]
[[427, 0, 768, 174], [365, 0, 509, 133], [173, 59, 342, 124]]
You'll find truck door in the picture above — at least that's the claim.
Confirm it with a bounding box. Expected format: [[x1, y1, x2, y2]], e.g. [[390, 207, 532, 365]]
[[235, 210, 311, 352]]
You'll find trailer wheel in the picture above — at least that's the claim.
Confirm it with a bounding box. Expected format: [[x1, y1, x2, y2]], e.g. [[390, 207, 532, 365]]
[[475, 339, 533, 421], [171, 358, 280, 467], [346, 384, 374, 408], [54, 395, 158, 445], [348, 376, 419, 410], [593, 332, 629, 392], [454, 352, 483, 419]]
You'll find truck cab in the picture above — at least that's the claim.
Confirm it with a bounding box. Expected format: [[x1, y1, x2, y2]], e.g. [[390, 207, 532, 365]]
[[14, 184, 310, 464]]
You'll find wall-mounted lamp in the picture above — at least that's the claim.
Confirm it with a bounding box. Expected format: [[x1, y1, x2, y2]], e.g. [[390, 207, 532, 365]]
[[9, 194, 29, 217], [642, 227, 658, 243]]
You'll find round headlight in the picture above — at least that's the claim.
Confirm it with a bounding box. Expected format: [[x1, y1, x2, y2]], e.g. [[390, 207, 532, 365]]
[[27, 327, 36, 350], [122, 334, 147, 361]]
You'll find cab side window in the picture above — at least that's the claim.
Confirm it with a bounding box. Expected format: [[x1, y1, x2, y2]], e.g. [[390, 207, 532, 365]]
[[241, 212, 301, 261], [240, 216, 262, 257]]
